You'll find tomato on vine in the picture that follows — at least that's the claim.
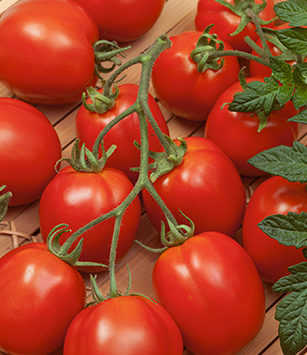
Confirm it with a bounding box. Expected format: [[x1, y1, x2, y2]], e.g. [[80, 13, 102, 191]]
[[76, 84, 169, 183], [0, 242, 86, 355], [151, 29, 240, 121], [205, 77, 298, 176], [153, 230, 265, 355]]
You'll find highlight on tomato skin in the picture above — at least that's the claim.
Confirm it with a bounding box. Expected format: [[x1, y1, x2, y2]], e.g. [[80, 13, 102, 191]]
[[242, 176, 307, 284], [153, 231, 266, 355], [0, 243, 86, 355], [63, 295, 184, 355], [72, 0, 165, 42], [205, 77, 298, 176], [0, 97, 62, 206]]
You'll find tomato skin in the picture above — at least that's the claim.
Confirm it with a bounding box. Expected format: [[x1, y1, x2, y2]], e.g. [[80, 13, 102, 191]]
[[0, 97, 62, 206], [151, 31, 240, 121], [0, 0, 99, 104], [0, 243, 86, 355], [63, 295, 183, 355], [205, 77, 298, 176], [73, 0, 165, 42], [142, 137, 246, 236], [76, 84, 169, 183], [195, 0, 276, 52], [39, 166, 141, 272], [242, 176, 307, 283], [153, 232, 265, 355]]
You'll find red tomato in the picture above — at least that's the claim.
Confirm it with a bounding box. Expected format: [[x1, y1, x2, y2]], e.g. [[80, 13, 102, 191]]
[[39, 166, 141, 272], [0, 0, 99, 104], [249, 24, 307, 77], [76, 84, 169, 183], [63, 295, 183, 355], [72, 0, 165, 42], [151, 31, 240, 121], [142, 137, 246, 236], [205, 77, 298, 176], [153, 231, 265, 355], [195, 0, 276, 52], [242, 176, 307, 283], [0, 243, 86, 355], [0, 97, 61, 206]]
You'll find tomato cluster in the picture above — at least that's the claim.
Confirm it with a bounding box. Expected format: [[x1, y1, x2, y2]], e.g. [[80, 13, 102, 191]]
[[0, 0, 306, 354]]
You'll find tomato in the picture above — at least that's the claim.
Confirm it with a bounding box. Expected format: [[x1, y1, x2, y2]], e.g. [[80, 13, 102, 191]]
[[72, 0, 165, 42], [195, 0, 276, 52], [142, 136, 246, 236], [63, 295, 183, 355], [76, 84, 169, 183], [249, 24, 307, 77], [39, 165, 141, 272], [205, 77, 298, 176], [0, 0, 98, 104], [0, 243, 86, 355], [151, 31, 240, 121], [153, 231, 265, 355], [242, 176, 307, 283], [0, 97, 61, 206]]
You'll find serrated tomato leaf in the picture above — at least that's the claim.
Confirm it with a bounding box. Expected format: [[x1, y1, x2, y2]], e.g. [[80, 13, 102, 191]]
[[288, 109, 307, 124], [258, 212, 307, 248], [248, 141, 307, 183], [274, 0, 307, 27], [276, 27, 307, 56]]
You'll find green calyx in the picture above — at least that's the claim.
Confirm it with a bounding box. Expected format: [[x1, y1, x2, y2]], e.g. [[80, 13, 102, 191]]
[[57, 139, 116, 174], [133, 135, 187, 183], [94, 40, 130, 78], [215, 0, 276, 37], [82, 85, 119, 114], [0, 185, 12, 223], [190, 25, 225, 72], [47, 224, 108, 269]]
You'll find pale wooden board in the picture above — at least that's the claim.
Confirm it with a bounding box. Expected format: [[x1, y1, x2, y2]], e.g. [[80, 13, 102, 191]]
[[0, 0, 306, 354]]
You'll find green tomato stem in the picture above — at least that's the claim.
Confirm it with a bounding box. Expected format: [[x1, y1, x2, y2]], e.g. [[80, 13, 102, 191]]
[[208, 49, 271, 67]]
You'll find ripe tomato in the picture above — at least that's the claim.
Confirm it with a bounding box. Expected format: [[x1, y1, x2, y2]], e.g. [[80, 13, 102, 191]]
[[76, 84, 169, 183], [0, 0, 98, 104], [153, 231, 265, 355], [63, 295, 183, 355], [205, 77, 298, 176], [151, 31, 240, 121], [0, 243, 86, 355], [142, 137, 246, 236], [195, 0, 276, 52], [249, 24, 307, 77], [39, 166, 141, 272], [72, 0, 165, 42], [242, 176, 307, 283], [0, 97, 61, 206]]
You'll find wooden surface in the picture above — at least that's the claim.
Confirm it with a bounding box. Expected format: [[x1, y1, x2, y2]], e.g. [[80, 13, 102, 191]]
[[0, 0, 306, 354]]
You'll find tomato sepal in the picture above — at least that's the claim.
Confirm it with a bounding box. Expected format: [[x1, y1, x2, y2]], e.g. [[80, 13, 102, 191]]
[[82, 85, 120, 114]]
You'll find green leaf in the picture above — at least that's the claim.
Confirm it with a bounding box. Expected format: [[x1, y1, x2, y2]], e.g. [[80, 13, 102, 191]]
[[274, 0, 307, 27], [288, 109, 307, 124], [258, 212, 307, 248], [248, 141, 307, 183], [293, 63, 307, 109], [228, 77, 279, 114], [272, 262, 307, 355], [276, 28, 307, 56]]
